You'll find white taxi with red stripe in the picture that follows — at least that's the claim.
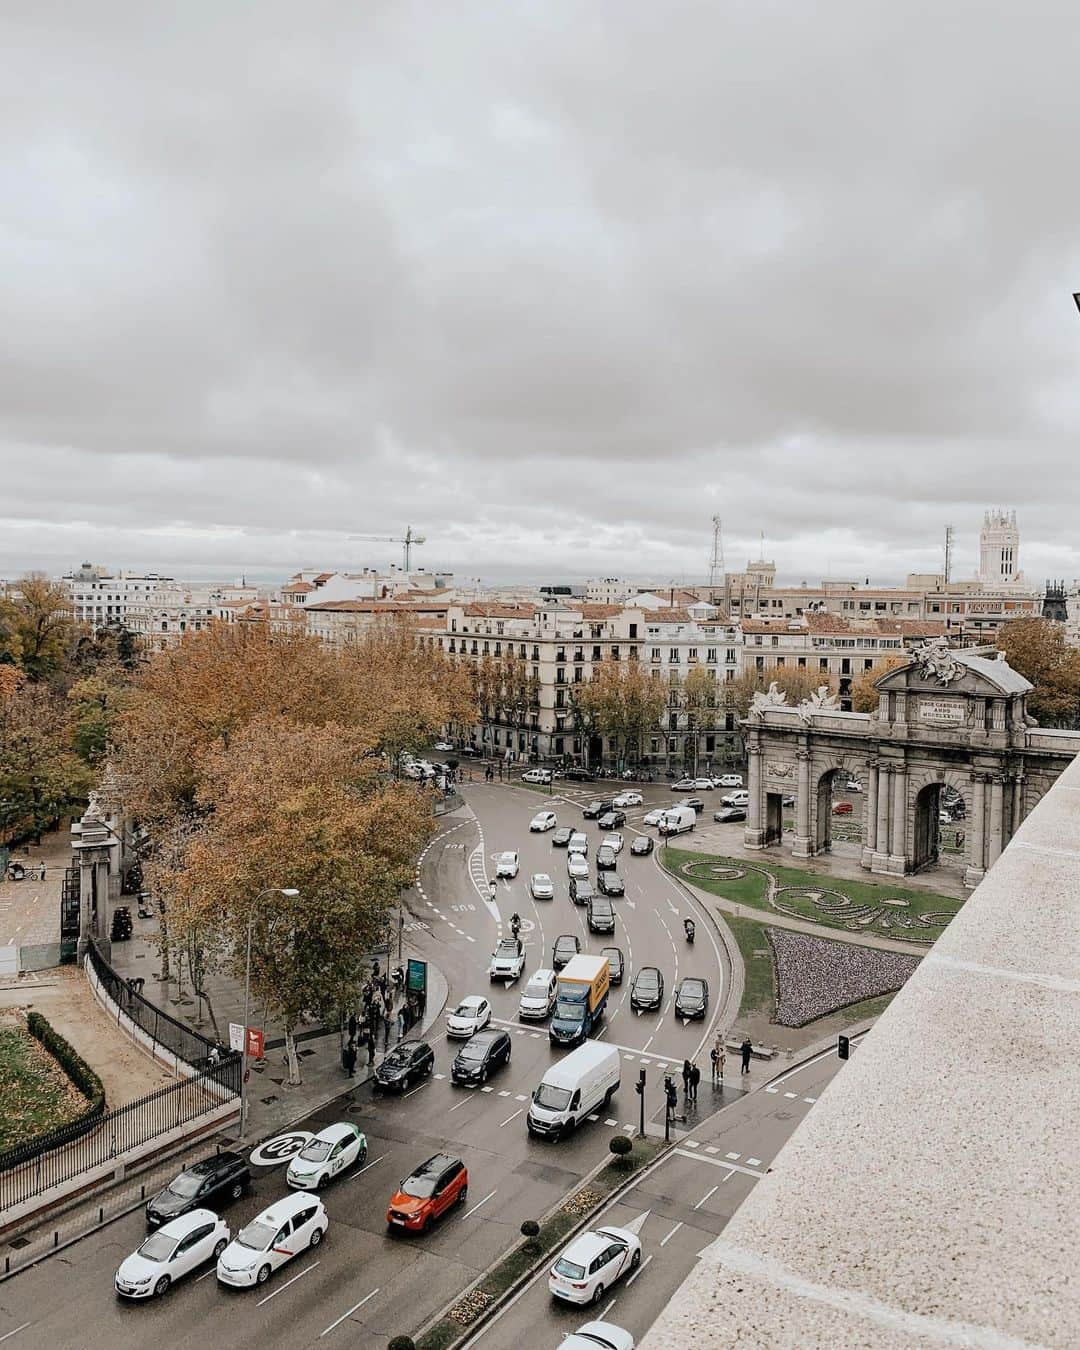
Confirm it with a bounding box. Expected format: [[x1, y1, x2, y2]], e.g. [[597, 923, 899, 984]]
[[548, 1225, 642, 1305], [216, 1192, 327, 1287]]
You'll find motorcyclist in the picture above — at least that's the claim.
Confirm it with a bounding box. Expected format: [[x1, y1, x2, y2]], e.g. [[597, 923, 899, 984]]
[[510, 912, 521, 938], [684, 917, 696, 943]]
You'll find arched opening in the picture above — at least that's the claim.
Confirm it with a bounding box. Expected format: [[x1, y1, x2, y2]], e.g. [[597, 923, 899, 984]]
[[913, 783, 942, 872], [814, 769, 840, 854]]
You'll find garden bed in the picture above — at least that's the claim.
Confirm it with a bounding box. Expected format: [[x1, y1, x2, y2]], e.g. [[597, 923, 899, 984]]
[[765, 927, 921, 1027], [0, 1017, 99, 1151]]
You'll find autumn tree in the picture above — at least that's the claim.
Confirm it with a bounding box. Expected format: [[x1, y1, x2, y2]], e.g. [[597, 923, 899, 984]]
[[679, 666, 717, 774], [728, 664, 837, 719], [850, 654, 908, 713], [577, 660, 666, 769], [0, 675, 92, 844], [998, 618, 1080, 727], [68, 670, 133, 766], [165, 719, 433, 1082], [4, 574, 75, 681]]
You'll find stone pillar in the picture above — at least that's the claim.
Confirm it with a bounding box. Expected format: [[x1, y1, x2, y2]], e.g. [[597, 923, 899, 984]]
[[987, 775, 1005, 869], [862, 761, 879, 868], [792, 749, 812, 858], [1010, 772, 1025, 839], [965, 773, 986, 889], [887, 765, 908, 874], [874, 765, 892, 868], [744, 743, 766, 849]]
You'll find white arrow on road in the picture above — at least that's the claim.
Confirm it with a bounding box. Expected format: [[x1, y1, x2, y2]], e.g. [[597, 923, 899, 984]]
[[618, 1209, 652, 1237], [624, 899, 636, 910], [667, 898, 679, 915]]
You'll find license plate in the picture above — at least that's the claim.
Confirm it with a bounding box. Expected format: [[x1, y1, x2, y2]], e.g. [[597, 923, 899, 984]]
[[391, 1216, 406, 1225]]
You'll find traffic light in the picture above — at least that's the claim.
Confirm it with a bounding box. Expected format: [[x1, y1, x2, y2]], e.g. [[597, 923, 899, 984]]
[[838, 1034, 850, 1060], [635, 1068, 646, 1096]]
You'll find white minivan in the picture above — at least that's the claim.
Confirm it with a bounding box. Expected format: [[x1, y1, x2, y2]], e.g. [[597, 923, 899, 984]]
[[526, 1041, 620, 1140], [519, 968, 558, 1021], [658, 805, 696, 836]]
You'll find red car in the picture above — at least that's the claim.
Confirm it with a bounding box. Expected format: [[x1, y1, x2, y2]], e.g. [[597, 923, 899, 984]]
[[832, 801, 854, 815], [386, 1154, 468, 1233]]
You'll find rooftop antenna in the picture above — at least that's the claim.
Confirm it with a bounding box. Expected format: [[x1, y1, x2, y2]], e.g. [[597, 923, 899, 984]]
[[709, 516, 726, 591], [944, 523, 954, 584]]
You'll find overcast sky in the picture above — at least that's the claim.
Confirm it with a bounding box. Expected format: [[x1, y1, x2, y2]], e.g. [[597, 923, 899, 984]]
[[2, 1, 1079, 588]]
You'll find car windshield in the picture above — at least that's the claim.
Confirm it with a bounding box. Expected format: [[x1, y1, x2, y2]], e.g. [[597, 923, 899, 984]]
[[137, 1233, 177, 1262], [553, 1257, 586, 1280], [554, 999, 584, 1020], [682, 981, 705, 998], [166, 1172, 203, 1198], [236, 1220, 276, 1251], [555, 942, 576, 956], [454, 1003, 480, 1017], [534, 1083, 572, 1110], [637, 971, 659, 992], [525, 981, 549, 998], [533, 875, 550, 885], [401, 1174, 438, 1199], [299, 1139, 334, 1162], [458, 1041, 488, 1061], [496, 941, 519, 957]]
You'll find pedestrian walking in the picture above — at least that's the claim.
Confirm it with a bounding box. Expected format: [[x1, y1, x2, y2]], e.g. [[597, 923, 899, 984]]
[[689, 1062, 701, 1103], [682, 1058, 692, 1100], [344, 1040, 357, 1078], [348, 1011, 358, 1042], [717, 1044, 726, 1082], [396, 1007, 406, 1041], [382, 1009, 393, 1049], [740, 1036, 752, 1075], [709, 1045, 719, 1084], [38, 862, 46, 882], [365, 1029, 376, 1065]]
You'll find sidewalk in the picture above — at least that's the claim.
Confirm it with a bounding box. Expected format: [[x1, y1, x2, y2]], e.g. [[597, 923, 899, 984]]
[[106, 910, 450, 1138], [0, 823, 72, 948]]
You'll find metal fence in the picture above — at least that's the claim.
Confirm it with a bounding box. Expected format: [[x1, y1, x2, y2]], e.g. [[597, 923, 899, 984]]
[[86, 940, 224, 1068], [0, 1058, 240, 1209]]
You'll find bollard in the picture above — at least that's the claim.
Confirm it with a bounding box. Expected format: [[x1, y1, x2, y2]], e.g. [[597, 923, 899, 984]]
[[98, 1206, 103, 1224]]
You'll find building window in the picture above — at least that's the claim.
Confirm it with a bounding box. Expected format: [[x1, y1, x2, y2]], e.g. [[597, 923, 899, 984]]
[[651, 647, 661, 661], [669, 648, 679, 663], [651, 737, 661, 755], [668, 737, 677, 753], [706, 648, 717, 663], [726, 648, 736, 663], [554, 737, 564, 754], [755, 656, 764, 670], [629, 623, 638, 638]]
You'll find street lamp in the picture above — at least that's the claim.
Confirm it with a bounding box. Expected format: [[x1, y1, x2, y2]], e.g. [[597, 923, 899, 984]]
[[238, 886, 299, 1141]]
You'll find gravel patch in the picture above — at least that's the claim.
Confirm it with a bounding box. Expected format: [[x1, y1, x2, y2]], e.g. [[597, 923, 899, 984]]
[[765, 927, 921, 1027]]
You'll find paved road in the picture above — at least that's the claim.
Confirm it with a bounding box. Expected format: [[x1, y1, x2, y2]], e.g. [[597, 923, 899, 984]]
[[0, 779, 729, 1348], [464, 1043, 859, 1349]]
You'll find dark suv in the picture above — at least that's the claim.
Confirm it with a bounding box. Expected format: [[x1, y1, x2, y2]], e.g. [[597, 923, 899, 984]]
[[451, 1028, 512, 1085], [582, 800, 612, 820], [146, 1151, 250, 1228], [587, 896, 616, 934], [597, 870, 624, 898], [569, 877, 595, 906], [374, 1039, 436, 1093], [563, 767, 594, 782], [598, 810, 626, 830]]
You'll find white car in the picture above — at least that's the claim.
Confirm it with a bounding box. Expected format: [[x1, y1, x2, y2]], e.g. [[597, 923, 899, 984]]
[[519, 968, 558, 1020], [567, 852, 590, 880], [447, 995, 492, 1036], [612, 791, 642, 808], [286, 1121, 367, 1191], [558, 1322, 636, 1350], [116, 1209, 229, 1298], [522, 768, 553, 784], [715, 774, 743, 789], [568, 832, 589, 855], [722, 790, 751, 807], [530, 811, 558, 832], [642, 808, 667, 827], [671, 779, 697, 792], [531, 873, 555, 900], [434, 740, 454, 751], [548, 1225, 642, 1305], [692, 777, 715, 790], [489, 937, 526, 981], [496, 850, 520, 878], [216, 1194, 327, 1288], [601, 833, 624, 855]]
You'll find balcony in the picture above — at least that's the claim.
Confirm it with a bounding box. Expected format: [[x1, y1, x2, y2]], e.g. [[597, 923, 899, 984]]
[[642, 748, 1080, 1348]]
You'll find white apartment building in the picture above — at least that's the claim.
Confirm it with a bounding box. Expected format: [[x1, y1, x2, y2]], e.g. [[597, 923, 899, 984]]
[[63, 563, 175, 628], [584, 577, 632, 604]]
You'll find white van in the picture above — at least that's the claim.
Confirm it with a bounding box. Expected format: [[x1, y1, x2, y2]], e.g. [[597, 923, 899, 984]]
[[526, 1040, 620, 1140], [658, 805, 696, 836], [721, 790, 750, 809], [519, 969, 558, 1021]]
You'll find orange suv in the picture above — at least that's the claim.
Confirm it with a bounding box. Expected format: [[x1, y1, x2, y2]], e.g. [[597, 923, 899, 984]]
[[386, 1154, 468, 1233]]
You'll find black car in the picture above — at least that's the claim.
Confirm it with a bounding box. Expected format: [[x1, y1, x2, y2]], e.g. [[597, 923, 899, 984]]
[[601, 946, 624, 985], [451, 1028, 512, 1085], [630, 966, 664, 1011], [684, 798, 706, 813], [597, 870, 624, 898], [630, 835, 654, 857], [457, 745, 483, 757], [587, 896, 616, 934], [146, 1151, 250, 1228], [552, 827, 574, 847], [569, 877, 595, 906], [674, 976, 710, 1021], [713, 806, 747, 823], [598, 810, 626, 830], [595, 844, 617, 871], [563, 766, 594, 782], [552, 934, 580, 968], [582, 799, 613, 820], [374, 1039, 435, 1093]]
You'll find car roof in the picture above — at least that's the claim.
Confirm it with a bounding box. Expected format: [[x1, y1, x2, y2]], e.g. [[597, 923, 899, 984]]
[[532, 872, 551, 880], [601, 946, 623, 959], [458, 995, 487, 1008], [555, 933, 578, 946], [155, 1207, 219, 1237], [466, 1027, 506, 1049], [562, 1229, 623, 1263], [255, 1191, 323, 1223], [187, 1152, 241, 1177], [636, 965, 661, 978], [311, 1121, 356, 1143], [411, 1152, 461, 1177], [528, 967, 556, 982], [500, 849, 517, 858], [680, 976, 707, 989]]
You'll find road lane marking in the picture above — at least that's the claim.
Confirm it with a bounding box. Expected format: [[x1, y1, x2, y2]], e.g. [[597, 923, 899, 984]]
[[320, 1288, 380, 1337], [674, 1148, 766, 1179], [356, 1153, 387, 1176], [726, 1152, 741, 1160], [195, 1266, 218, 1282], [804, 1096, 817, 1103], [599, 1298, 617, 1318], [449, 1093, 477, 1112], [498, 1089, 510, 1097], [499, 1108, 523, 1127], [660, 1221, 683, 1246], [0, 1325, 31, 1343], [255, 1259, 320, 1306], [784, 1091, 798, 1098], [463, 1188, 498, 1218], [747, 1157, 762, 1167], [643, 1035, 653, 1050], [404, 1081, 429, 1098], [694, 1184, 719, 1210], [626, 1252, 653, 1286]]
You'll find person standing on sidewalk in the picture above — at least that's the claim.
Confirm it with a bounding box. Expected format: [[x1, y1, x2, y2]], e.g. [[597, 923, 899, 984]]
[[740, 1036, 753, 1075], [682, 1058, 692, 1101], [382, 1008, 393, 1049], [365, 1027, 377, 1065], [709, 1045, 719, 1084], [689, 1061, 701, 1103], [343, 1040, 357, 1078]]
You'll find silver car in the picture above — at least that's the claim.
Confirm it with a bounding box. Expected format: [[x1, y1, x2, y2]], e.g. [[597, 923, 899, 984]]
[[531, 872, 555, 900]]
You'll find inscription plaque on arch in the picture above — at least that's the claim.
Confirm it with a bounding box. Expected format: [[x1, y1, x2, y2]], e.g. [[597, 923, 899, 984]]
[[917, 698, 964, 725]]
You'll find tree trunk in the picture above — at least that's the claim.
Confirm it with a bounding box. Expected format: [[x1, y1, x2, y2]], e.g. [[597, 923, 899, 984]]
[[285, 1025, 302, 1085]]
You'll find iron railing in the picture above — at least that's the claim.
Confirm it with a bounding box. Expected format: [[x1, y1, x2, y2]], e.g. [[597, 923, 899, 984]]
[[0, 1059, 240, 1207]]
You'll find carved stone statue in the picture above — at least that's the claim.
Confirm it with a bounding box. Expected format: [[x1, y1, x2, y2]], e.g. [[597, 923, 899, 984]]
[[749, 681, 789, 719], [913, 638, 961, 687]]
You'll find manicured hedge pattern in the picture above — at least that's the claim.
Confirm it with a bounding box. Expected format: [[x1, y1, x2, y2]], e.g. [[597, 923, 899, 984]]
[[26, 1011, 106, 1120]]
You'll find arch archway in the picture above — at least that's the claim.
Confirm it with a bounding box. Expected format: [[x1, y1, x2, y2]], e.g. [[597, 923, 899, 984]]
[[814, 768, 840, 854], [913, 783, 942, 872]]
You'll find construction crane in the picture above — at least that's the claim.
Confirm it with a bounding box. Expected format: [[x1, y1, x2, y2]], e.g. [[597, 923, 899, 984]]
[[348, 525, 427, 572]]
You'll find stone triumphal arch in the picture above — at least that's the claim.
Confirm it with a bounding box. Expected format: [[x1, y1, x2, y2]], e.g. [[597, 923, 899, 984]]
[[742, 641, 1080, 888]]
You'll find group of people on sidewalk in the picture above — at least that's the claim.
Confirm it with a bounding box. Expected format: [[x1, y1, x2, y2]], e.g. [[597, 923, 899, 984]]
[[681, 1034, 755, 1106], [340, 964, 427, 1079]]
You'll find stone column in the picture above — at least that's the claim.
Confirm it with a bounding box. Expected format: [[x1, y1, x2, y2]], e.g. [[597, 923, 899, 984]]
[[793, 748, 812, 858], [888, 765, 908, 874], [862, 761, 879, 869], [744, 743, 766, 849], [1010, 771, 1025, 839], [987, 775, 1005, 869], [874, 765, 892, 868], [965, 773, 986, 889]]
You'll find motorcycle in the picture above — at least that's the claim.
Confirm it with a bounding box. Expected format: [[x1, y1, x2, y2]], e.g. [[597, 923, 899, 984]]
[[510, 913, 521, 938], [684, 918, 696, 945]]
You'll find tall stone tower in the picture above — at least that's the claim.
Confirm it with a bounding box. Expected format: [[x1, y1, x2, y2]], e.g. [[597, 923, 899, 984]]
[[978, 509, 1020, 585]]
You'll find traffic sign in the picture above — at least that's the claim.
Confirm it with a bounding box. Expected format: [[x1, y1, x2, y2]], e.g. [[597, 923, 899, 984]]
[[228, 1022, 245, 1053], [246, 1027, 265, 1059], [249, 1131, 313, 1168]]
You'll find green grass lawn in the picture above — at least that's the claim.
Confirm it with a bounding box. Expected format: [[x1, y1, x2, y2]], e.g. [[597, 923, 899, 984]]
[[661, 845, 962, 944], [0, 1025, 88, 1151]]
